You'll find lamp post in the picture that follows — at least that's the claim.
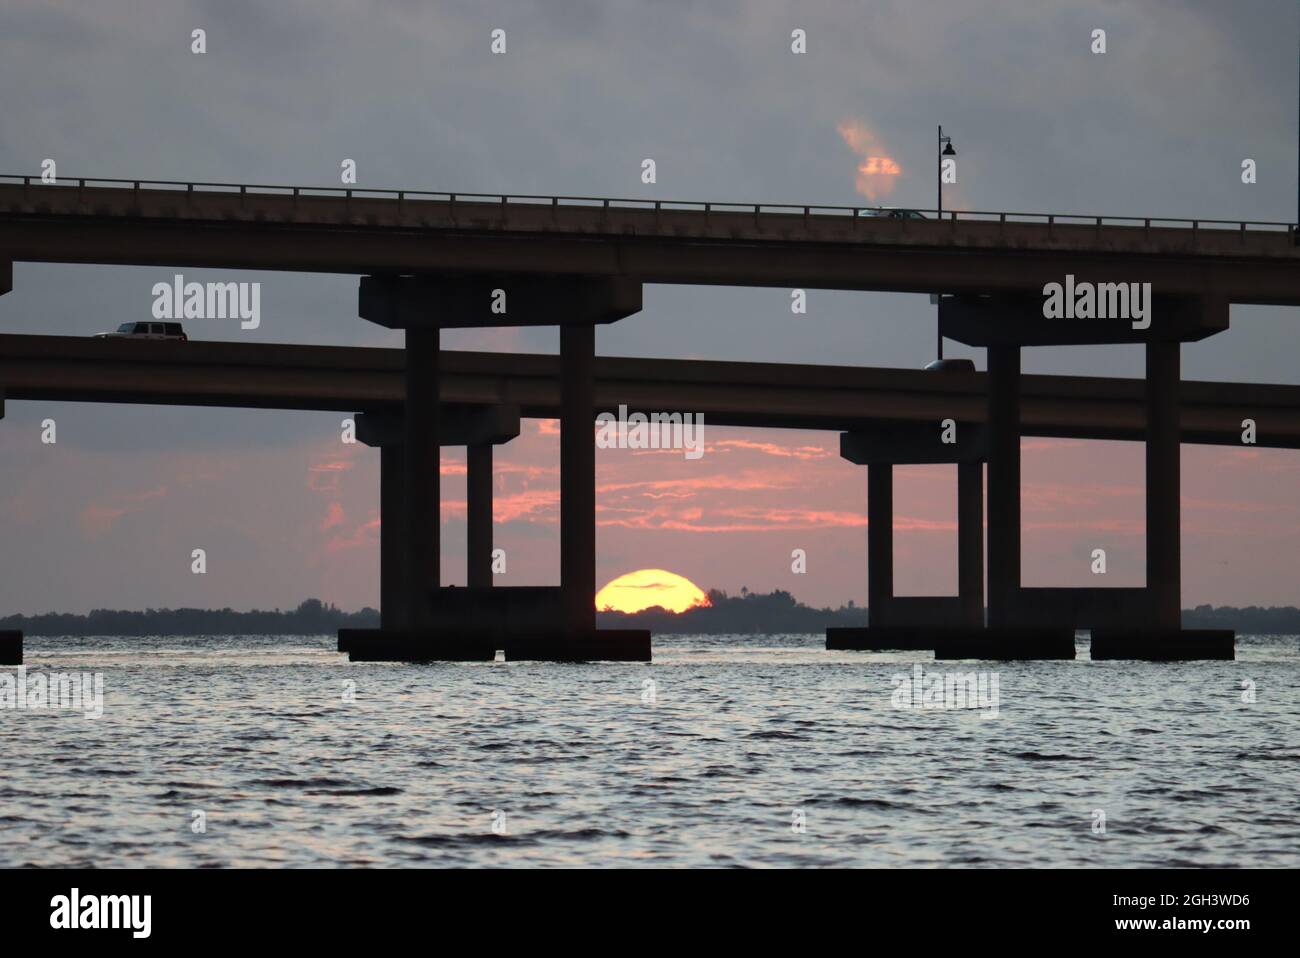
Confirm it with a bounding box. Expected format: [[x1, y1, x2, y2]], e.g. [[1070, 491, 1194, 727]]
[[937, 125, 956, 217], [931, 126, 957, 364]]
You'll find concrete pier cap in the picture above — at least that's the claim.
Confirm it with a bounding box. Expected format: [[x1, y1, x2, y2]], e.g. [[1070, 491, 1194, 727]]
[[938, 292, 1229, 346], [359, 273, 642, 328], [354, 404, 521, 448], [840, 421, 987, 465]]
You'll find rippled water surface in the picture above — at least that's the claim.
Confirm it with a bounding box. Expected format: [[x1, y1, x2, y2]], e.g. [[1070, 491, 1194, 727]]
[[2, 633, 1299, 867]]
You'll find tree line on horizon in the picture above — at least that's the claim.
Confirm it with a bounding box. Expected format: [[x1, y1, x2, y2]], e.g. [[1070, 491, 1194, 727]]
[[598, 590, 1300, 634], [2, 592, 1299, 635], [0, 598, 376, 637]]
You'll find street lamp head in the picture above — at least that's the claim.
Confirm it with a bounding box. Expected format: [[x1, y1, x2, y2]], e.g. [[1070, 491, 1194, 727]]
[[942, 141, 956, 156]]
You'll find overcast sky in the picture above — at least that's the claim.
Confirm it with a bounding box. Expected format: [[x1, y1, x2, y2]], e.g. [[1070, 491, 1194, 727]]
[[1, 0, 1298, 613]]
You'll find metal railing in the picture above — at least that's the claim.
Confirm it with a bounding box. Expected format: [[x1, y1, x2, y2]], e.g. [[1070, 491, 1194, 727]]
[[2, 172, 1296, 240]]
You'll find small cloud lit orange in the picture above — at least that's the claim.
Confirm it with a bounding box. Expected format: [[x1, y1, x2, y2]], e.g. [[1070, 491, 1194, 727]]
[[836, 119, 903, 201]]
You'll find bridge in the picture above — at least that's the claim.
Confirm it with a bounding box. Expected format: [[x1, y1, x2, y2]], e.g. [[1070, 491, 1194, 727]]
[[2, 334, 1299, 447], [1, 172, 1294, 663], [3, 175, 1300, 301]]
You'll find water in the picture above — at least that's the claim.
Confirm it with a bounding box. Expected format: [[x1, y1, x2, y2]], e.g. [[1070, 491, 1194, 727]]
[[2, 633, 1298, 867]]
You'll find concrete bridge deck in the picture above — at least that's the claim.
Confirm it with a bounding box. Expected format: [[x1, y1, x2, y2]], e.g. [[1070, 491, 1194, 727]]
[[1, 333, 1297, 448], [2, 175, 1299, 301]]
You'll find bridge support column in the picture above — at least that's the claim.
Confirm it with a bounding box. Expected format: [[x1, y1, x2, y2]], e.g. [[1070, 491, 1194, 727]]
[[467, 442, 494, 590], [866, 463, 893, 628], [404, 326, 440, 632], [1146, 341, 1180, 629], [931, 344, 1073, 659], [561, 323, 597, 636], [985, 344, 1020, 630], [1092, 338, 1232, 659], [348, 412, 410, 631], [958, 459, 984, 627], [380, 442, 407, 629]]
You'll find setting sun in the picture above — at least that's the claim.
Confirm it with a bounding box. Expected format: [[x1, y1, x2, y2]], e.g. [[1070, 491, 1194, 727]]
[[595, 569, 711, 614]]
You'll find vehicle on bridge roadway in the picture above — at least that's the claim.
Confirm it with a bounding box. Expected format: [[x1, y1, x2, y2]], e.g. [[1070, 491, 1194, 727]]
[[94, 321, 188, 341], [859, 207, 927, 220], [923, 358, 976, 372]]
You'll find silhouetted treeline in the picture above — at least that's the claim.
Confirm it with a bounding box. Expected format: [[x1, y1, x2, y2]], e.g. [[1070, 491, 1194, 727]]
[[596, 590, 1300, 635], [4, 593, 1299, 636], [0, 598, 378, 636], [1181, 604, 1300, 634]]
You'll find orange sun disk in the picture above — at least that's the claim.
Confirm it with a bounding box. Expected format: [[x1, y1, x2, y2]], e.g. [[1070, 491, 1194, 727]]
[[595, 569, 711, 614]]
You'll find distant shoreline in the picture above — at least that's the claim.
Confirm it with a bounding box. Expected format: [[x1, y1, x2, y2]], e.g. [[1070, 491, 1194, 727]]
[[3, 593, 1300, 636]]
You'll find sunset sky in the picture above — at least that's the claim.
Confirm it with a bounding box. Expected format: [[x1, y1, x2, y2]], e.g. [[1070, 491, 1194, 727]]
[[1, 0, 1298, 614]]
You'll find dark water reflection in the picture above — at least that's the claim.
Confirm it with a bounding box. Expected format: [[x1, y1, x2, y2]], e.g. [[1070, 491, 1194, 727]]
[[1, 633, 1297, 867]]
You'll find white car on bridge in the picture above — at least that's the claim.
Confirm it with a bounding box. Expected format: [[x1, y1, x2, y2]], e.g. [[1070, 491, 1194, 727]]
[[94, 321, 189, 341], [859, 207, 927, 220]]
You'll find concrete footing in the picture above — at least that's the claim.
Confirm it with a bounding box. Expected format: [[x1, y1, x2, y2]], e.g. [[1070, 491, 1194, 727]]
[[826, 627, 937, 651], [827, 626, 1078, 659], [933, 628, 1077, 660], [338, 628, 650, 663], [500, 630, 650, 662], [339, 628, 494, 662], [1090, 628, 1235, 661], [0, 630, 21, 665]]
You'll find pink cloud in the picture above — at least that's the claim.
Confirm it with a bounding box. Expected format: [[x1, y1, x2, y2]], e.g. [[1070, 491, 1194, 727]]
[[324, 515, 380, 555], [493, 488, 560, 523], [598, 469, 800, 497], [79, 503, 127, 539], [121, 485, 169, 502], [320, 501, 346, 531], [308, 457, 355, 494], [710, 439, 832, 460]]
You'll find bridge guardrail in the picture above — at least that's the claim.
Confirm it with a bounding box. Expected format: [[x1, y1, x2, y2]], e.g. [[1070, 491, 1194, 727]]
[[2, 173, 1296, 245]]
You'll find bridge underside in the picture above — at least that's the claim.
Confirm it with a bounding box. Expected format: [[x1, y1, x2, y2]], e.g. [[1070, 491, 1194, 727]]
[[0, 308, 1284, 660], [0, 178, 1292, 660]]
